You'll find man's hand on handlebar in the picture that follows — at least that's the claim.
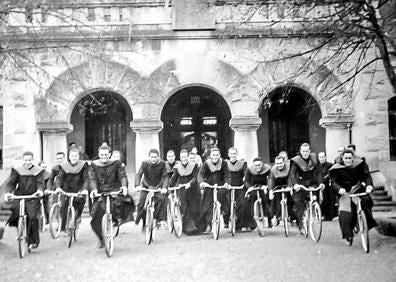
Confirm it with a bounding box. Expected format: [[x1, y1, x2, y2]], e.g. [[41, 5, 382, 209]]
[[366, 185, 373, 193], [33, 190, 43, 198], [184, 183, 191, 189], [293, 184, 300, 192], [80, 190, 89, 196], [339, 188, 346, 195], [269, 190, 274, 200], [161, 188, 167, 194], [200, 182, 209, 189], [319, 183, 325, 190], [90, 189, 98, 199], [55, 187, 62, 194], [3, 192, 12, 202]]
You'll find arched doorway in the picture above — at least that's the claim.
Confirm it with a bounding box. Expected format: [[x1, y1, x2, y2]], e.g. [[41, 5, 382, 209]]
[[388, 97, 396, 160], [258, 86, 325, 162], [161, 86, 232, 159], [67, 91, 135, 169]]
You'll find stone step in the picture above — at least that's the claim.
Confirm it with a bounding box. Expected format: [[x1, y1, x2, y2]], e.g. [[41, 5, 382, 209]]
[[372, 195, 392, 201], [373, 205, 396, 212], [373, 200, 396, 206], [373, 190, 388, 196], [374, 186, 385, 191]]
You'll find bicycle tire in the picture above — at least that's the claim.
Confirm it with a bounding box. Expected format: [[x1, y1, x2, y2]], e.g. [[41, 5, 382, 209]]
[[282, 202, 289, 237], [254, 201, 265, 237], [302, 206, 309, 238], [230, 203, 236, 237], [102, 213, 114, 257], [173, 204, 183, 238], [49, 204, 62, 239], [67, 208, 75, 248], [359, 210, 369, 253], [212, 203, 221, 240], [17, 216, 27, 259], [114, 224, 120, 238], [38, 212, 45, 233], [145, 208, 154, 245], [309, 202, 322, 242], [167, 200, 174, 234]]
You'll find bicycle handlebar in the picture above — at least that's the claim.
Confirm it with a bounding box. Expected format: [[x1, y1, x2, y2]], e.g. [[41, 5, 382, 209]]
[[93, 190, 123, 198], [7, 194, 41, 200], [272, 186, 293, 194], [349, 192, 368, 198], [167, 185, 187, 191], [299, 185, 322, 192], [228, 185, 244, 190], [47, 188, 86, 198], [202, 184, 228, 189], [135, 187, 162, 193]]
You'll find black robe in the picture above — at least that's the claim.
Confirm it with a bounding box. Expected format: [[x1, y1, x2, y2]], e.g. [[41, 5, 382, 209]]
[[6, 165, 44, 245], [165, 160, 180, 179], [169, 162, 200, 233], [318, 161, 337, 220], [47, 164, 61, 190]]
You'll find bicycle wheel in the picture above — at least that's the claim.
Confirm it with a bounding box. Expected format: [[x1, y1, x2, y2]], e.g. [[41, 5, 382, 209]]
[[230, 203, 236, 237], [145, 208, 154, 245], [102, 213, 114, 257], [302, 207, 309, 238], [49, 204, 62, 239], [254, 201, 265, 237], [17, 216, 27, 259], [166, 200, 174, 234], [38, 210, 46, 233], [309, 202, 322, 242], [281, 201, 289, 237], [358, 210, 369, 253], [212, 203, 221, 240], [173, 204, 183, 238], [67, 208, 75, 248]]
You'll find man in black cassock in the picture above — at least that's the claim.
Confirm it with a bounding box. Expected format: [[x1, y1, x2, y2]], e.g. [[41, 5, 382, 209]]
[[54, 148, 89, 230], [198, 147, 231, 233], [226, 147, 249, 231], [135, 148, 168, 228], [165, 150, 180, 179], [245, 157, 272, 229], [169, 150, 201, 234], [329, 149, 377, 245], [318, 151, 337, 221], [47, 152, 65, 190], [89, 143, 128, 248], [4, 151, 44, 249], [288, 143, 324, 234]]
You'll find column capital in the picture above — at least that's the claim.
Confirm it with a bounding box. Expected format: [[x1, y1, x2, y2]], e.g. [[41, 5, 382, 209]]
[[36, 122, 73, 134], [229, 116, 262, 131], [130, 119, 163, 133], [319, 115, 354, 129]]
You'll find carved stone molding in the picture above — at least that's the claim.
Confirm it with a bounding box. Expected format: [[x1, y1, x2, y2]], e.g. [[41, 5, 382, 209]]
[[130, 119, 163, 133], [229, 116, 262, 131], [36, 122, 73, 133], [319, 115, 354, 128]]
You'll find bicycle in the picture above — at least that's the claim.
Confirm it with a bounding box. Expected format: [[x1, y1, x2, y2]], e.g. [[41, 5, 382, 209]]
[[47, 189, 85, 248], [271, 186, 293, 237], [245, 185, 268, 237], [299, 185, 322, 242], [202, 184, 228, 240], [167, 185, 186, 238], [227, 185, 244, 236], [135, 187, 162, 245], [5, 193, 41, 259], [349, 191, 370, 253], [91, 189, 122, 257]]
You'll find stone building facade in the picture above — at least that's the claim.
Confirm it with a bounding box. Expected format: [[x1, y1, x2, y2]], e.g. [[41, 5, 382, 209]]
[[0, 0, 394, 193]]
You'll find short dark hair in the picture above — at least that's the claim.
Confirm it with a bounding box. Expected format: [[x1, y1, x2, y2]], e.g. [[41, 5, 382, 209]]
[[300, 143, 310, 149], [167, 150, 175, 155], [210, 148, 220, 154], [56, 152, 65, 157], [148, 148, 159, 156], [253, 157, 262, 163], [38, 161, 46, 166], [180, 149, 188, 155], [342, 149, 355, 156], [69, 148, 80, 155], [23, 151, 34, 158], [98, 143, 111, 152], [347, 144, 356, 151], [318, 151, 326, 156], [228, 147, 237, 153], [274, 155, 284, 162]]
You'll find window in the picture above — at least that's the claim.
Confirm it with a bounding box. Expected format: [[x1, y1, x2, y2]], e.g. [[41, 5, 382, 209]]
[[87, 8, 95, 22], [180, 117, 193, 126], [104, 7, 111, 22], [41, 9, 48, 23], [388, 97, 396, 160], [25, 7, 33, 23]]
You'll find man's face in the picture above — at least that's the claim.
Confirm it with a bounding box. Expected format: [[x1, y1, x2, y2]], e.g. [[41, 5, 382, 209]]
[[337, 147, 344, 156], [189, 154, 196, 164], [300, 146, 310, 159], [275, 158, 285, 170], [253, 160, 263, 172], [318, 152, 326, 164], [228, 149, 237, 162], [56, 154, 65, 164], [180, 152, 188, 165], [98, 149, 110, 163], [149, 153, 159, 164], [69, 151, 80, 165], [39, 162, 47, 170], [167, 152, 175, 164], [342, 153, 353, 167], [191, 147, 198, 154], [23, 155, 34, 169], [210, 150, 220, 163]]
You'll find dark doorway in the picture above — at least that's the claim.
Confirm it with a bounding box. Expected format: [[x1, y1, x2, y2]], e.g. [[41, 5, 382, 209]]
[[68, 91, 133, 164], [258, 86, 325, 162], [388, 97, 396, 160], [161, 86, 232, 159]]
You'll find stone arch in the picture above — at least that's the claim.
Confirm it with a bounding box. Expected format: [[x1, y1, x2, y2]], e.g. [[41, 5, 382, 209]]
[[250, 56, 354, 117], [35, 60, 142, 124]]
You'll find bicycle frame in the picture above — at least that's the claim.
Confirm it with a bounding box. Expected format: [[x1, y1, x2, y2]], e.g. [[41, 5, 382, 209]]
[[272, 186, 293, 237], [299, 185, 322, 242], [203, 184, 227, 240], [349, 192, 370, 253]]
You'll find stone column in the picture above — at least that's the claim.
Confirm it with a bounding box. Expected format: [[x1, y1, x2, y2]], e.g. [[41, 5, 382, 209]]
[[37, 122, 73, 168], [230, 117, 262, 163], [130, 119, 163, 170], [320, 115, 354, 162]]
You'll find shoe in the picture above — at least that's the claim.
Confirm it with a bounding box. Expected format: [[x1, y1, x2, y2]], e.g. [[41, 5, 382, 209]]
[[204, 225, 212, 234], [160, 221, 168, 229], [345, 237, 353, 246], [97, 240, 104, 249], [28, 243, 39, 250], [298, 228, 306, 236], [224, 223, 229, 229]]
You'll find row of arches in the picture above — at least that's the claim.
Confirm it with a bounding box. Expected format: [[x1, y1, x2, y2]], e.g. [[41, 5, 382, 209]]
[[66, 85, 325, 166]]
